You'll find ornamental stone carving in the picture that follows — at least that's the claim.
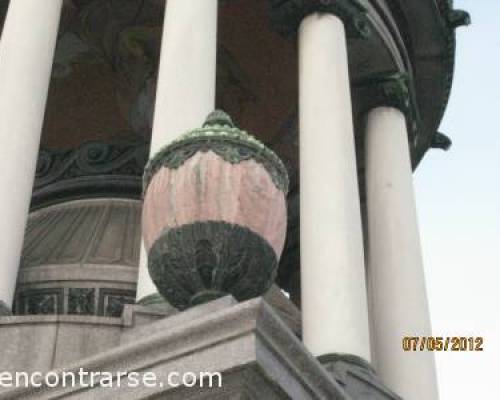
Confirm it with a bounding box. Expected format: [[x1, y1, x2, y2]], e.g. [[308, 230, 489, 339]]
[[363, 73, 411, 114], [142, 111, 289, 309], [33, 141, 148, 209]]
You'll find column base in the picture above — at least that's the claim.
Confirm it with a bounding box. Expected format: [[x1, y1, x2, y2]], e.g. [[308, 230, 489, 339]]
[[0, 300, 12, 316], [318, 354, 403, 399]]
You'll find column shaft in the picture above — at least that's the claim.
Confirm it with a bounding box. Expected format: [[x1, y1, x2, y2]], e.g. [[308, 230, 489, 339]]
[[0, 0, 63, 311], [299, 13, 370, 360], [365, 107, 438, 399], [136, 0, 218, 302]]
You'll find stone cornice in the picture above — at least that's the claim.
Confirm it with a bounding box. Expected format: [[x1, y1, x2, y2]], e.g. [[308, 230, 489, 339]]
[[431, 0, 470, 155], [270, 0, 372, 38]]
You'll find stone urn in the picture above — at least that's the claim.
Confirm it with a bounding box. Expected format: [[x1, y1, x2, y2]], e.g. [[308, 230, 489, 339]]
[[142, 111, 289, 309]]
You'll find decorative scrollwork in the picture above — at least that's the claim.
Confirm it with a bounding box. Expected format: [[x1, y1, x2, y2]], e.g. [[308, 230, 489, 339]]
[[32, 141, 149, 209], [35, 141, 149, 189]]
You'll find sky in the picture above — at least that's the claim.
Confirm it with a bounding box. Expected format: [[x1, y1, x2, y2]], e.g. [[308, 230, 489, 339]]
[[414, 1, 499, 398]]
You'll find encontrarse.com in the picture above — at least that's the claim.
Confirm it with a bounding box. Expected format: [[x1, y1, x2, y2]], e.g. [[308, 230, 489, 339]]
[[0, 369, 222, 389]]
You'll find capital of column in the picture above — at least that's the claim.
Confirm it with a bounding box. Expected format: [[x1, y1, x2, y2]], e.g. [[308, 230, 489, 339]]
[[359, 72, 419, 144], [270, 0, 371, 38], [362, 73, 411, 114]]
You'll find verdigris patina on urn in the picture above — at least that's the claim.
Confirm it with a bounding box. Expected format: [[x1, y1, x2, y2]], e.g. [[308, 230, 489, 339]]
[[142, 111, 289, 309]]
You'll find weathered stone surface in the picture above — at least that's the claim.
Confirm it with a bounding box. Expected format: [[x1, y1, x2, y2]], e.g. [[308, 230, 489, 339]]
[[0, 319, 59, 374], [0, 298, 348, 399], [0, 315, 123, 373], [120, 296, 236, 345], [142, 131, 288, 308], [263, 284, 301, 337], [142, 151, 287, 257], [32, 141, 148, 209]]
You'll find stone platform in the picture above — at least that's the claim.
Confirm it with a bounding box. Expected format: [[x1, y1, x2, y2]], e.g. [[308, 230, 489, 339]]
[[0, 296, 347, 399]]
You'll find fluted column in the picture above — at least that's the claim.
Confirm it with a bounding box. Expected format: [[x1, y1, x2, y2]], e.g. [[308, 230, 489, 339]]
[[0, 0, 63, 314], [136, 0, 218, 303], [365, 103, 438, 398], [299, 12, 370, 360]]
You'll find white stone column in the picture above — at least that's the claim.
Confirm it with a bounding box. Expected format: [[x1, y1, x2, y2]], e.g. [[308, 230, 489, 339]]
[[365, 107, 438, 399], [136, 0, 218, 302], [0, 0, 63, 313], [299, 13, 371, 360]]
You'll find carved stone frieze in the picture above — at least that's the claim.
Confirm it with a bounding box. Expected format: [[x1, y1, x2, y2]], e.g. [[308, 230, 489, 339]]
[[33, 141, 148, 209], [14, 287, 136, 317], [16, 289, 65, 316], [98, 289, 136, 317], [68, 288, 96, 315], [270, 0, 371, 38], [36, 141, 148, 187]]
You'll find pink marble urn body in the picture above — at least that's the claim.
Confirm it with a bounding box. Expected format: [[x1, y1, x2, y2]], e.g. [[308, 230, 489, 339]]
[[142, 111, 289, 309]]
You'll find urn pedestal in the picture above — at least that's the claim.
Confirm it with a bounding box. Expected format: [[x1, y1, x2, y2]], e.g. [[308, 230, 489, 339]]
[[142, 111, 288, 309]]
